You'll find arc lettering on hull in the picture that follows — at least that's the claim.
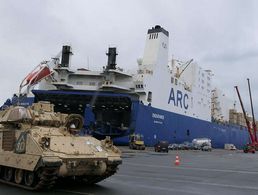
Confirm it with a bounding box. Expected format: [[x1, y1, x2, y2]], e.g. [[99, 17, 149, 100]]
[[168, 88, 189, 110]]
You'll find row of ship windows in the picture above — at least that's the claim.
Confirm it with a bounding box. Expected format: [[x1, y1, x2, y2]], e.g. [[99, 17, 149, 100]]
[[149, 33, 158, 39], [137, 69, 153, 74], [198, 73, 211, 81], [171, 77, 211, 92], [198, 78, 211, 86], [199, 85, 211, 91], [171, 77, 178, 85], [136, 84, 144, 89], [75, 81, 100, 86]]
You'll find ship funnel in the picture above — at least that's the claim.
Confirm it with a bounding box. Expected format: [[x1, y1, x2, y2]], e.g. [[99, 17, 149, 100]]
[[141, 25, 169, 69], [61, 45, 73, 67], [106, 47, 117, 70]]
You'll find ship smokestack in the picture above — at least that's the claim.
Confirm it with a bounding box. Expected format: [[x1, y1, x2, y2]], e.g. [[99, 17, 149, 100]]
[[61, 45, 73, 67], [141, 25, 169, 69], [106, 47, 117, 70]]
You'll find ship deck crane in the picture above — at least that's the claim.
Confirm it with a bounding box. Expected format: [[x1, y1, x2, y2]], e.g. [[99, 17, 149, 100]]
[[175, 59, 193, 78]]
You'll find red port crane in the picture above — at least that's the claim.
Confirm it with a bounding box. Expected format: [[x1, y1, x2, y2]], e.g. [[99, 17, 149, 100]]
[[247, 78, 257, 144], [234, 79, 258, 153]]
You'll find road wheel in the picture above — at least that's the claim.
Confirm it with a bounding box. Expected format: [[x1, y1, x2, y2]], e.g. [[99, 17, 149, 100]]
[[14, 169, 24, 184], [4, 167, 13, 182], [24, 171, 35, 186]]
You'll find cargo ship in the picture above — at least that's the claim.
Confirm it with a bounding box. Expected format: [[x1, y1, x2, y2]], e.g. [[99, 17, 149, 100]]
[[1, 25, 253, 148]]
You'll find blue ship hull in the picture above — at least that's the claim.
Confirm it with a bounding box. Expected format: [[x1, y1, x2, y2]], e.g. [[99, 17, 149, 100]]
[[114, 103, 250, 149], [1, 90, 250, 149]]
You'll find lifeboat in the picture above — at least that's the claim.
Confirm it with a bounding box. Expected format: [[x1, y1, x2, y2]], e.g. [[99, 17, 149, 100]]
[[25, 65, 51, 85]]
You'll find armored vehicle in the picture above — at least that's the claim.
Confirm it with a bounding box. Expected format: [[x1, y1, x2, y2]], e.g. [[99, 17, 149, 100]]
[[0, 101, 122, 190]]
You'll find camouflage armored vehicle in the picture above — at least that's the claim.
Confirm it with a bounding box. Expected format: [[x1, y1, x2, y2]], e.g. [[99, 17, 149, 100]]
[[0, 101, 122, 190]]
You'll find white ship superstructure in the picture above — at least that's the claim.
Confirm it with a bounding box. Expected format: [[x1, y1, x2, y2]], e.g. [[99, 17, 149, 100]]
[[37, 25, 213, 122]]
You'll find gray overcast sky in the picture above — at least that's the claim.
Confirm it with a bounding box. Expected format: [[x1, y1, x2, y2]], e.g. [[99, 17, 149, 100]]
[[0, 0, 258, 114]]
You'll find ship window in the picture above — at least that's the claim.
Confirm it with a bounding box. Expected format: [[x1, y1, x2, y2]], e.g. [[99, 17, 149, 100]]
[[76, 81, 83, 85], [149, 34, 151, 39], [171, 77, 174, 84], [156, 33, 158, 38], [187, 129, 190, 136], [141, 84, 143, 88], [89, 82, 96, 86], [175, 79, 178, 85], [147, 91, 152, 102]]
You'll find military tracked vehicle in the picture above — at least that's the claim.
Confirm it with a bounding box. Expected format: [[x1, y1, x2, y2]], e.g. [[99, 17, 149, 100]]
[[0, 101, 122, 190]]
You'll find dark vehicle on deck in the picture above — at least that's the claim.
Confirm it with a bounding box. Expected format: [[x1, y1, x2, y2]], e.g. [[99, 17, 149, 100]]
[[154, 141, 169, 152]]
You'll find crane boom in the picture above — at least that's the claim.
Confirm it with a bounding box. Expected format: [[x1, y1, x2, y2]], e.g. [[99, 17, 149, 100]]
[[247, 78, 257, 142], [234, 86, 255, 144]]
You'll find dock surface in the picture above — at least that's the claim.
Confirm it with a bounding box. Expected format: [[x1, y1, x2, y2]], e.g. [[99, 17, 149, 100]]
[[1, 147, 258, 195]]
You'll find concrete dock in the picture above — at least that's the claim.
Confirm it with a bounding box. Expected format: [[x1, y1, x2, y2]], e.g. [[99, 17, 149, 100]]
[[1, 147, 258, 195]]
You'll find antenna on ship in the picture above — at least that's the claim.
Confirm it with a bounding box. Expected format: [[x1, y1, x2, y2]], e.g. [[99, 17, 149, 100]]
[[87, 56, 90, 70]]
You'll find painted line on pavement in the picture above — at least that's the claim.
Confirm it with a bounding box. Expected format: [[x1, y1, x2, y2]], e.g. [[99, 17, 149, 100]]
[[114, 174, 258, 191], [124, 162, 258, 175]]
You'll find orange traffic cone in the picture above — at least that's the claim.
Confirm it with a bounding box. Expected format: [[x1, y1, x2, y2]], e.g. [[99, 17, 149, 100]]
[[174, 155, 180, 166]]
